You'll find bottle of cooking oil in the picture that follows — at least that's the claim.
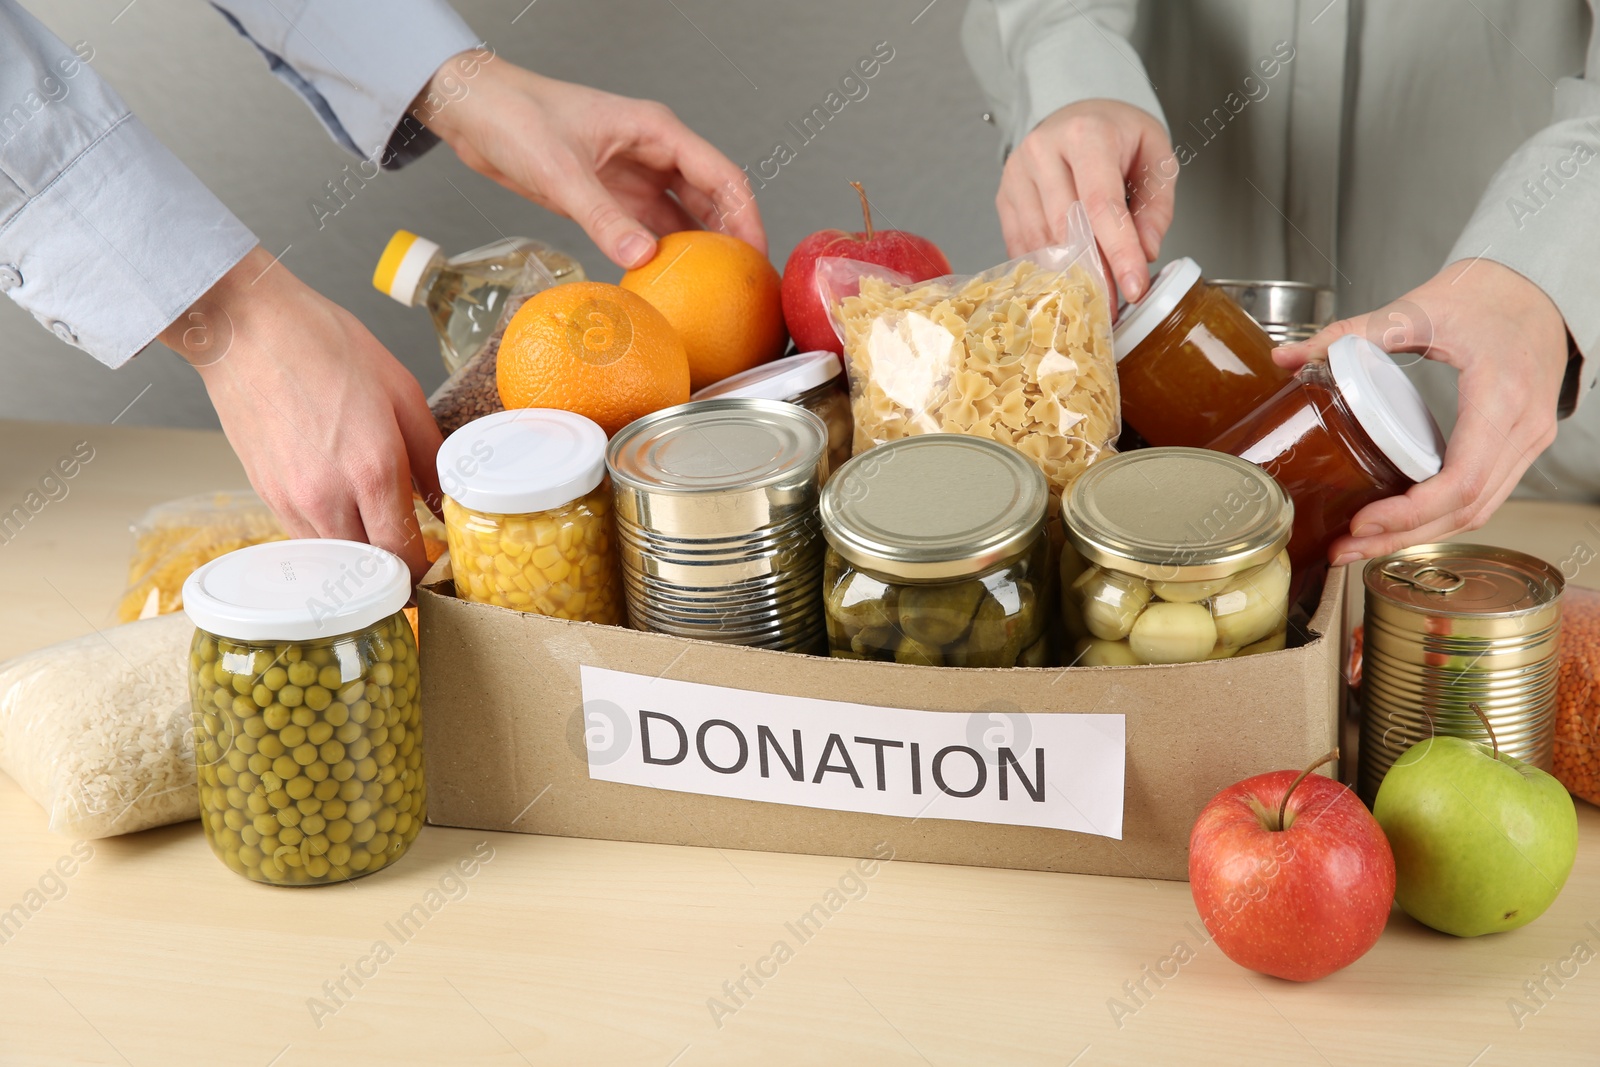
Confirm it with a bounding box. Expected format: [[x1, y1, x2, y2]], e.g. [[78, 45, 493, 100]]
[[372, 230, 585, 374]]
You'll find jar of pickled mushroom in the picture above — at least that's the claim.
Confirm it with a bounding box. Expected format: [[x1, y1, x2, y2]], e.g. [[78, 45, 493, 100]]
[[182, 540, 423, 886], [438, 408, 624, 622], [1113, 257, 1294, 448], [691, 350, 853, 480], [1061, 448, 1294, 666], [1205, 335, 1446, 575], [819, 434, 1050, 667]]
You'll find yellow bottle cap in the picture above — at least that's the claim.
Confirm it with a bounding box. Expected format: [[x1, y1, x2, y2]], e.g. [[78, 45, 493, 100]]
[[372, 230, 441, 306]]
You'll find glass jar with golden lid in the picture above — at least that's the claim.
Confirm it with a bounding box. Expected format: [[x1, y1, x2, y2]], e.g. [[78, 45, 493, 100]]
[[819, 434, 1050, 667], [1061, 447, 1294, 666], [1113, 258, 1294, 447]]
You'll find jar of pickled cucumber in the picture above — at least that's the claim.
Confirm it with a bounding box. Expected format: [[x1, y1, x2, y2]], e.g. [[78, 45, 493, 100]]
[[1061, 448, 1294, 666], [819, 434, 1050, 667], [438, 408, 624, 623], [182, 540, 423, 886]]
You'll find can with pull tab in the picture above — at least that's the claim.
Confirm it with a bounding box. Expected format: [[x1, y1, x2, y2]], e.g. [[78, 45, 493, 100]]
[[1357, 544, 1563, 804]]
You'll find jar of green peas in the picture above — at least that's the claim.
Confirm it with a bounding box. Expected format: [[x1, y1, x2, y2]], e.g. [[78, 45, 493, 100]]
[[182, 539, 423, 886]]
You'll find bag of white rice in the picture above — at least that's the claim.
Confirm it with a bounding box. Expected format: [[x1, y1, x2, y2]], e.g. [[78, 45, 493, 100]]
[[0, 612, 198, 837]]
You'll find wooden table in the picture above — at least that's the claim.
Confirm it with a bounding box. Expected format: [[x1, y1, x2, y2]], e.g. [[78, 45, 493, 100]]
[[2, 419, 1597, 1066]]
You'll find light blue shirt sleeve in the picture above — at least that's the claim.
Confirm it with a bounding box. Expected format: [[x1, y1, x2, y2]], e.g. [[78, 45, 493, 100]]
[[0, 0, 479, 369], [209, 0, 481, 169], [0, 1, 257, 367]]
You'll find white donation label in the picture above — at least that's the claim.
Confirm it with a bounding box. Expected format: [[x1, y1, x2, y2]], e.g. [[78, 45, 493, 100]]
[[579, 666, 1125, 838]]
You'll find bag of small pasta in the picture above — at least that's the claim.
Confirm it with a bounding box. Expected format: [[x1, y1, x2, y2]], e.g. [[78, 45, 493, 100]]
[[117, 492, 447, 624], [817, 201, 1119, 507], [118, 491, 287, 623]]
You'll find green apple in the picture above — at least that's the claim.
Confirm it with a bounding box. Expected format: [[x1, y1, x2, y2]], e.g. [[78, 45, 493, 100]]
[[1374, 736, 1577, 937]]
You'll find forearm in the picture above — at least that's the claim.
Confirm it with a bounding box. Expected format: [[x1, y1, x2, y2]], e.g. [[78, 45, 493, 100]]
[[158, 246, 274, 369]]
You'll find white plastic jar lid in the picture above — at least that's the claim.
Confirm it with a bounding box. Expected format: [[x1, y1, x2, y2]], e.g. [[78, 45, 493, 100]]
[[183, 539, 411, 642], [437, 408, 608, 515], [1327, 335, 1445, 483], [690, 350, 843, 402], [1111, 257, 1203, 362]]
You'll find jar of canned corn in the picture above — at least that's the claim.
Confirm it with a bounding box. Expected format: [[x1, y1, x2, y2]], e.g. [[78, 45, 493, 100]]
[[182, 539, 423, 886], [438, 408, 624, 623]]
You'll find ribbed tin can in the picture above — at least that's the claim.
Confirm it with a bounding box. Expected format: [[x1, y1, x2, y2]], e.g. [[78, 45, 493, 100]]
[[1357, 543, 1564, 804], [606, 398, 829, 652], [1209, 279, 1335, 344]]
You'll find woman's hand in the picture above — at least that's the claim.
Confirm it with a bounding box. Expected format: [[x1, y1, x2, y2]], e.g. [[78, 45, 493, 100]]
[[425, 56, 765, 268], [162, 247, 443, 583], [998, 99, 1176, 302], [1273, 259, 1569, 565]]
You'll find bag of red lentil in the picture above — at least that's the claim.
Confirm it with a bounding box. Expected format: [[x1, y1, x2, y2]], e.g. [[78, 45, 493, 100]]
[[1554, 586, 1600, 805]]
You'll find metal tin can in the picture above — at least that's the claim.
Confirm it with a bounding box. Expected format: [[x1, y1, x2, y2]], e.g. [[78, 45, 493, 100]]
[[818, 434, 1050, 667], [1209, 279, 1336, 345], [606, 397, 829, 652], [1060, 447, 1295, 666], [1357, 544, 1564, 804], [690, 350, 853, 480]]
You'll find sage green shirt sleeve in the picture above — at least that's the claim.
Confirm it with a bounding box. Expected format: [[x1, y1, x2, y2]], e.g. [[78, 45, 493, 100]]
[[1447, 16, 1600, 412], [960, 0, 1165, 157]]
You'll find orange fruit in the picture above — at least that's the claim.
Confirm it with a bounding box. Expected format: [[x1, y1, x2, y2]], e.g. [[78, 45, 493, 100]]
[[620, 231, 787, 391], [496, 281, 690, 436]]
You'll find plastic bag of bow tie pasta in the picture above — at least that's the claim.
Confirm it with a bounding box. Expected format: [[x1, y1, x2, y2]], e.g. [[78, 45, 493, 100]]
[[817, 202, 1119, 508]]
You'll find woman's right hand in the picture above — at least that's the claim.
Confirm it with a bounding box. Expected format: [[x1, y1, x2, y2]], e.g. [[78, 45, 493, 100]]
[[997, 99, 1176, 303]]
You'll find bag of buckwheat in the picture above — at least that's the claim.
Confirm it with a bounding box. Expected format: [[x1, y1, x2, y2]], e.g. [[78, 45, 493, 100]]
[[428, 340, 508, 439]]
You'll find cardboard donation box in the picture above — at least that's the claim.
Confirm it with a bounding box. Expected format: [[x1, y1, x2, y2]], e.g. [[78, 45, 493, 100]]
[[419, 569, 1344, 881]]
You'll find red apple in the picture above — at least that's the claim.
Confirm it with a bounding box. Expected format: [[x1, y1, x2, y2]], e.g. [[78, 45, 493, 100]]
[[781, 181, 951, 355], [1189, 751, 1394, 982]]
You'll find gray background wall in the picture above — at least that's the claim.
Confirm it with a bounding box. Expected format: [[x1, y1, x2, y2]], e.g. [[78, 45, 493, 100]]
[[1, 0, 1008, 430]]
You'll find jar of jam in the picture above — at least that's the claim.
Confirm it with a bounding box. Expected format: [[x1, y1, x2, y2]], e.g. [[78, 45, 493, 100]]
[[1061, 448, 1294, 666], [691, 350, 853, 480], [1206, 335, 1446, 574], [438, 409, 624, 623], [819, 434, 1050, 667], [1113, 258, 1294, 447]]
